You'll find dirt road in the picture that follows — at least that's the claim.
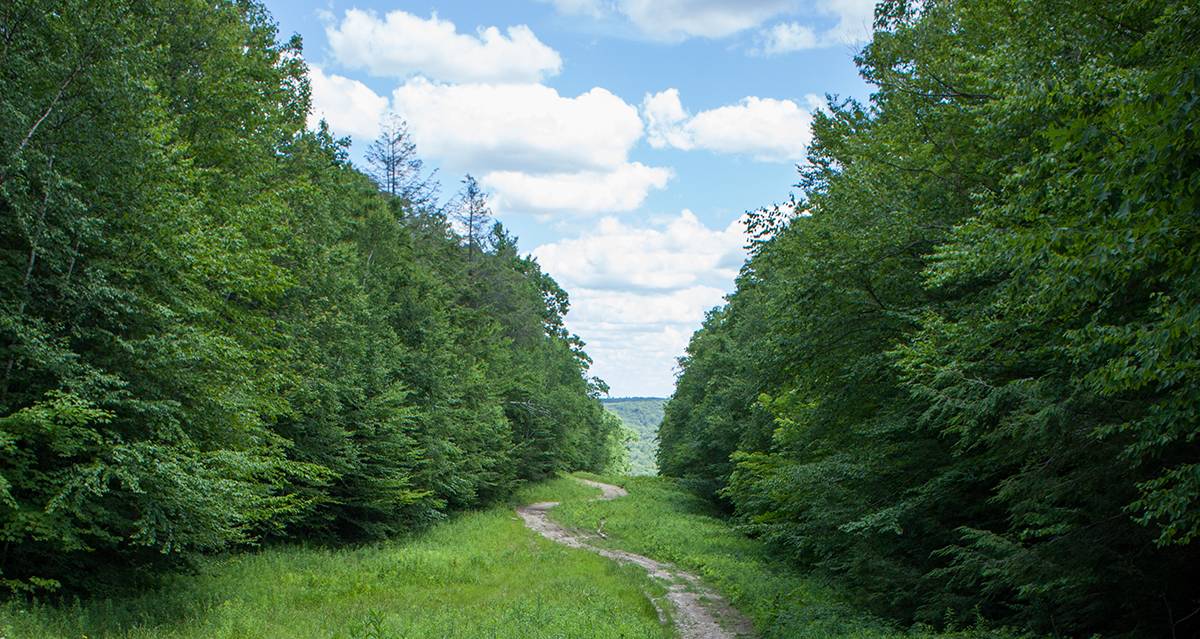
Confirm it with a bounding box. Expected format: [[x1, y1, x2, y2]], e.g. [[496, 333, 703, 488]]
[[516, 478, 755, 639]]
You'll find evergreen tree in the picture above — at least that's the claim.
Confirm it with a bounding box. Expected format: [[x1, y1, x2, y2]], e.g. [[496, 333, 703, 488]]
[[659, 0, 1200, 635], [363, 113, 437, 208], [451, 175, 492, 264], [0, 0, 622, 595]]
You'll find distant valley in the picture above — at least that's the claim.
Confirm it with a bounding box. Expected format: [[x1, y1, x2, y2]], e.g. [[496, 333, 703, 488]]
[[602, 397, 666, 476]]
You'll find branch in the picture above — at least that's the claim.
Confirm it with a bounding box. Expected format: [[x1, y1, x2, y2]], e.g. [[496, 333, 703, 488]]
[[12, 62, 83, 158]]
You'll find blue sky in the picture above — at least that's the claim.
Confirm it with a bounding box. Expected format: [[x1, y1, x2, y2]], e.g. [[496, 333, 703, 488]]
[[263, 0, 874, 396]]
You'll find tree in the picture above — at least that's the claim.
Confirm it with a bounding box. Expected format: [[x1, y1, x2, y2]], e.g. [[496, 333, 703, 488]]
[[451, 174, 492, 264], [658, 0, 1200, 635], [0, 0, 620, 595], [363, 113, 437, 208]]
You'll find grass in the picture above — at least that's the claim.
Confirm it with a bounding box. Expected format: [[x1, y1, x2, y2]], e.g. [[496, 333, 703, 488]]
[[555, 473, 1025, 639], [0, 478, 671, 639], [0, 474, 1034, 639]]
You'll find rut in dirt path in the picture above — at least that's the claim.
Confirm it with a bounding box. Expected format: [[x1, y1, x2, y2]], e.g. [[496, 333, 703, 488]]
[[516, 478, 756, 639]]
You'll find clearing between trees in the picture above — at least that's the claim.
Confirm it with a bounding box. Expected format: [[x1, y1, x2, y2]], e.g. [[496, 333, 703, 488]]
[[2, 474, 1024, 639], [518, 477, 755, 639]]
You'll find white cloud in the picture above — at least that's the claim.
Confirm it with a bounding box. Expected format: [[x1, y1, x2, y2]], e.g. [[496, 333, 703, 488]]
[[755, 21, 819, 54], [642, 89, 693, 149], [533, 211, 748, 396], [542, 0, 875, 48], [483, 163, 672, 215], [819, 0, 877, 46], [392, 78, 643, 173], [753, 1, 876, 54], [390, 79, 667, 216], [325, 9, 562, 83], [643, 89, 816, 161], [534, 211, 745, 291], [307, 66, 388, 140], [686, 97, 814, 160], [543, 0, 610, 18], [617, 0, 795, 39]]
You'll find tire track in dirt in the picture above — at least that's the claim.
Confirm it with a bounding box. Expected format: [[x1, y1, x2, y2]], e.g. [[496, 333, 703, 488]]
[[517, 478, 755, 639]]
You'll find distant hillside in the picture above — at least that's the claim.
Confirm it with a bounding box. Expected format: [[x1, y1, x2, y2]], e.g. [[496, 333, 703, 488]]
[[602, 398, 666, 475]]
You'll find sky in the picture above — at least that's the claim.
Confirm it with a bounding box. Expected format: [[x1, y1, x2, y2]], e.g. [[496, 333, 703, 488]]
[[262, 0, 875, 397]]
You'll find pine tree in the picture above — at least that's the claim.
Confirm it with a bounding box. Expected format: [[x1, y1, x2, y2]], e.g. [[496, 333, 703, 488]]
[[364, 113, 437, 208], [451, 174, 492, 264]]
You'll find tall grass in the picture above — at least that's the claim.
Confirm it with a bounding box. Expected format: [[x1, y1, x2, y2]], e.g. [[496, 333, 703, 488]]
[[556, 474, 1028, 639], [0, 478, 669, 639]]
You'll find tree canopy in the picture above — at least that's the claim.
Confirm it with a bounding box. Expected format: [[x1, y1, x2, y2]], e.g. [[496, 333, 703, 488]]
[[658, 0, 1200, 636], [0, 0, 623, 594]]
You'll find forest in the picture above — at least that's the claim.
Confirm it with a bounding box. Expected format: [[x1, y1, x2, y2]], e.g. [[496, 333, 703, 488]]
[[4, 0, 1200, 638], [602, 398, 665, 475], [657, 0, 1199, 637], [0, 0, 624, 595]]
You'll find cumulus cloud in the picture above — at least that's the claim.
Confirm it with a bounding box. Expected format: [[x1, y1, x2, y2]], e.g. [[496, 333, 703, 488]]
[[307, 66, 388, 140], [543, 0, 609, 18], [754, 1, 877, 54], [543, 0, 875, 48], [392, 78, 643, 173], [534, 211, 744, 291], [303, 70, 664, 216], [483, 163, 672, 215], [755, 21, 819, 54], [819, 0, 877, 46], [641, 89, 693, 149], [325, 9, 562, 83], [643, 89, 817, 161], [618, 0, 795, 39], [544, 0, 795, 40], [533, 211, 748, 395], [389, 79, 668, 216]]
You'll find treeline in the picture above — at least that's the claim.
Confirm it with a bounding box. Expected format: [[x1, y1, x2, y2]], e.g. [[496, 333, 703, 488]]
[[658, 0, 1198, 637], [602, 398, 665, 475], [0, 0, 622, 594]]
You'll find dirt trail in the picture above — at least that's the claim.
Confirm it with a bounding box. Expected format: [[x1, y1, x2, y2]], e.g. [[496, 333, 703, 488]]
[[516, 478, 756, 639]]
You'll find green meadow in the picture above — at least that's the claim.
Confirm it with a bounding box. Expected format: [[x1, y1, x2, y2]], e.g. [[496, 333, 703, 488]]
[[0, 474, 1035, 638], [554, 474, 1026, 639], [0, 479, 668, 639]]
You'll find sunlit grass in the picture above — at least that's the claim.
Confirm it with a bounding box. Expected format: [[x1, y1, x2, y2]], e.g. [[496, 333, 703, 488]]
[[555, 473, 1026, 639], [0, 478, 670, 639]]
